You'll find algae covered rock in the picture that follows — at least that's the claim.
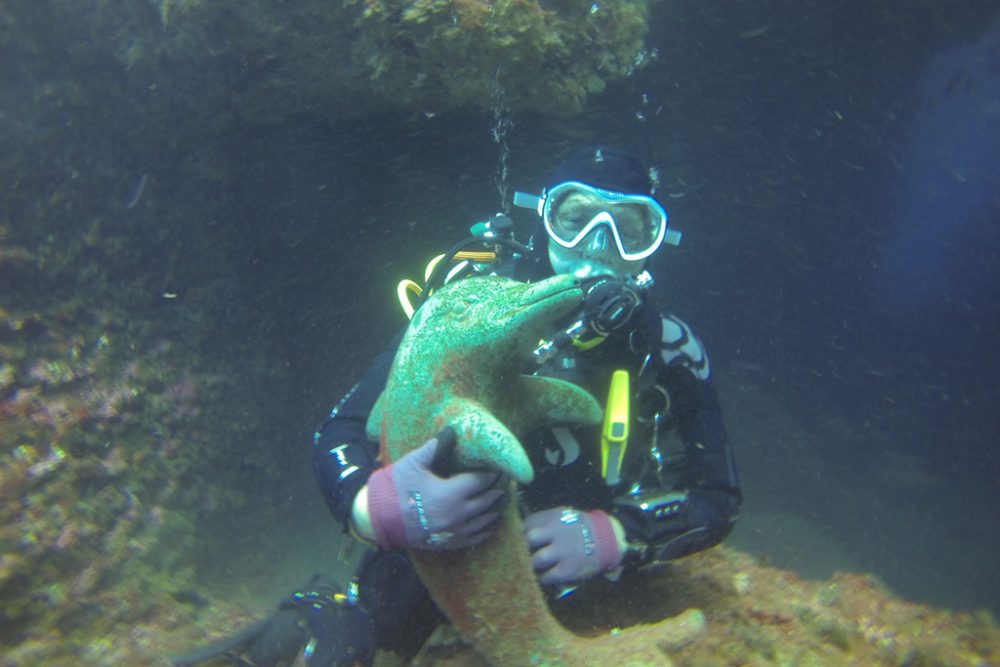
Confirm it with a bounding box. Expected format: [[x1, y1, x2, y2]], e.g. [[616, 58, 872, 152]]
[[4, 0, 658, 126], [36, 0, 658, 124], [350, 0, 656, 114]]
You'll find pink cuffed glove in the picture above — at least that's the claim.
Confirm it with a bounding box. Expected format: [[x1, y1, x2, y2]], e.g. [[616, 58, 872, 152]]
[[367, 436, 505, 551], [523, 506, 623, 585]]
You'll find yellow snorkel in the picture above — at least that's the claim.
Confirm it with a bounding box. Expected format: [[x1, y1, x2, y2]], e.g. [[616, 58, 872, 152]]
[[601, 369, 630, 486]]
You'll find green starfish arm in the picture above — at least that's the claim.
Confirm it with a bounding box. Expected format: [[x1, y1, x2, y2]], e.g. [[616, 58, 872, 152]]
[[443, 397, 535, 484], [516, 374, 603, 427]]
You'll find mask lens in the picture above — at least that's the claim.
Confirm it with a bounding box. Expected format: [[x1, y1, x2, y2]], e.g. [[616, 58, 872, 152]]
[[545, 184, 664, 258], [609, 203, 659, 254], [548, 190, 599, 243]]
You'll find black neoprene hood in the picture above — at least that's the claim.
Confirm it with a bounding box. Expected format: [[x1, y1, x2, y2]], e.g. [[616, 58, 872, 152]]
[[548, 147, 655, 196]]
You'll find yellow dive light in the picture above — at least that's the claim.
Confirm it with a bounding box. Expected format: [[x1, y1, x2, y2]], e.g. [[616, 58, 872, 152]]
[[601, 369, 630, 486]]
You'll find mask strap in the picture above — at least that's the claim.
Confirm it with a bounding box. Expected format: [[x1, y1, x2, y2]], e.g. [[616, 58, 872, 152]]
[[513, 191, 543, 215]]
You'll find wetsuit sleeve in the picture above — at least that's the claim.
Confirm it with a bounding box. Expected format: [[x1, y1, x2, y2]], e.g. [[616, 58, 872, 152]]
[[312, 335, 401, 530], [612, 315, 742, 567]]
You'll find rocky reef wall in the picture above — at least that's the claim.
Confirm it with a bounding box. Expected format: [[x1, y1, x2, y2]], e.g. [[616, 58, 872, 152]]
[[0, 64, 267, 657]]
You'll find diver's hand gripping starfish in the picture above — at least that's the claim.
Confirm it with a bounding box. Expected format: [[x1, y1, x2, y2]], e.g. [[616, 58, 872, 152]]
[[523, 506, 625, 585], [365, 435, 506, 550]]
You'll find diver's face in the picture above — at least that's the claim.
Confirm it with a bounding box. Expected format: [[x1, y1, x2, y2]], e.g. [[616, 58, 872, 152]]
[[547, 237, 647, 279], [546, 191, 650, 279]]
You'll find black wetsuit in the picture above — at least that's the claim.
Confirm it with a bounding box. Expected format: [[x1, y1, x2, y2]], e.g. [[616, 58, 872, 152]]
[[311, 256, 741, 658]]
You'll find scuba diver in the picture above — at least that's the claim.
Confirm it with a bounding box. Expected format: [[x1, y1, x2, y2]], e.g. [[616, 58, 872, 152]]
[[168, 574, 375, 667], [312, 147, 742, 662]]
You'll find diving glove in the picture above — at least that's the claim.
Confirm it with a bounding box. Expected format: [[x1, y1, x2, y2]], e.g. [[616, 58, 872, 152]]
[[366, 430, 506, 551], [523, 507, 624, 585]]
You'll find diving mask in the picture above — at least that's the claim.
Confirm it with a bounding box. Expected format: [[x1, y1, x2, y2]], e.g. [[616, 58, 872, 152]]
[[515, 181, 681, 262]]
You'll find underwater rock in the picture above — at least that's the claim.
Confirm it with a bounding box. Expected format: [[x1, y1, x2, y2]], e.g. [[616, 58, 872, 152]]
[[22, 542, 984, 666], [346, 0, 655, 115], [0, 255, 259, 657], [408, 546, 1000, 666], [4, 0, 657, 127]]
